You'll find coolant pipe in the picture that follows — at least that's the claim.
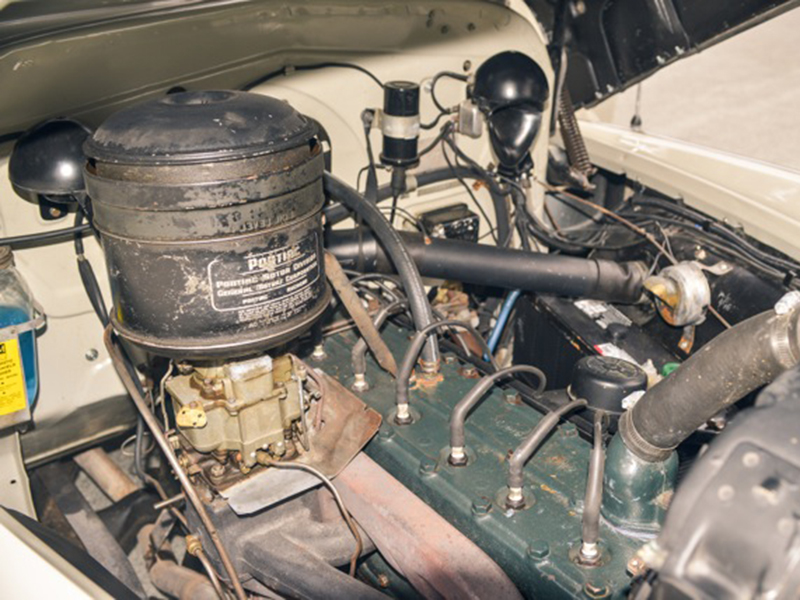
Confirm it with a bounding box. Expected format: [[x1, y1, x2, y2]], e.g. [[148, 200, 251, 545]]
[[621, 305, 800, 462], [448, 365, 546, 465], [324, 173, 440, 369], [486, 289, 522, 356], [505, 398, 587, 508], [326, 229, 646, 304]]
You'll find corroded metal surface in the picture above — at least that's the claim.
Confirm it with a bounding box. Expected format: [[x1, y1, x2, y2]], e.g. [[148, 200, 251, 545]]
[[221, 370, 381, 514], [336, 452, 523, 600]]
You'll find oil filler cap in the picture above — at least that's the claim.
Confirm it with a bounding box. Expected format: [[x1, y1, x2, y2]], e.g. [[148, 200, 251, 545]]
[[568, 355, 647, 416]]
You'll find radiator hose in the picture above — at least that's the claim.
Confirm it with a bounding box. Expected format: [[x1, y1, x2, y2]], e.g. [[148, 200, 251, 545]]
[[620, 305, 800, 462]]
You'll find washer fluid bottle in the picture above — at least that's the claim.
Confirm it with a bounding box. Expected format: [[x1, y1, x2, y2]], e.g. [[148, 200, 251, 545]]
[[0, 245, 42, 430]]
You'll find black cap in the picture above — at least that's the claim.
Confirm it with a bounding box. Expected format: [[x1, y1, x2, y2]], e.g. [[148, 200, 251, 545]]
[[569, 355, 647, 415], [383, 81, 420, 117], [85, 90, 316, 166]]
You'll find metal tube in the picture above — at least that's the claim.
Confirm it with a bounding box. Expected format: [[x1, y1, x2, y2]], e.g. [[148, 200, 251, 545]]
[[103, 326, 247, 600], [73, 447, 139, 503], [395, 320, 498, 425], [352, 299, 407, 378], [449, 365, 547, 465], [580, 411, 605, 561], [506, 399, 587, 505]]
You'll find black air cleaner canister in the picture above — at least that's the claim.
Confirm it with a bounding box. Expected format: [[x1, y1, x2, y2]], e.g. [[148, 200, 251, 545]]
[[84, 91, 330, 358]]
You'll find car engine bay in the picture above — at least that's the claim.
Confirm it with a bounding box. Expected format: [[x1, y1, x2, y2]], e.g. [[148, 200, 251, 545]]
[[1, 1, 800, 599]]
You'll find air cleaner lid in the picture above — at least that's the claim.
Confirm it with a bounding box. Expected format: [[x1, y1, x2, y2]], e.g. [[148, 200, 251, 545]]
[[84, 90, 316, 165]]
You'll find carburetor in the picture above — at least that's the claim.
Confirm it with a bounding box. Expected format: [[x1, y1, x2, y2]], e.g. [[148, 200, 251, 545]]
[[167, 354, 308, 468]]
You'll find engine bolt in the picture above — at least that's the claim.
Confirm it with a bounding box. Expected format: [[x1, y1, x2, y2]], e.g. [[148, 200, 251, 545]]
[[448, 446, 468, 466], [459, 365, 479, 379], [471, 496, 492, 516], [84, 348, 99, 361], [505, 486, 525, 509], [560, 422, 578, 437], [527, 540, 550, 560], [377, 574, 390, 588], [626, 555, 646, 577], [209, 463, 226, 482], [583, 581, 609, 598], [419, 458, 436, 476]]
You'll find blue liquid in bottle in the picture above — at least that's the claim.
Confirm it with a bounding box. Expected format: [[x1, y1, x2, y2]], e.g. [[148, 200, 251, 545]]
[[0, 306, 39, 407], [0, 246, 40, 414]]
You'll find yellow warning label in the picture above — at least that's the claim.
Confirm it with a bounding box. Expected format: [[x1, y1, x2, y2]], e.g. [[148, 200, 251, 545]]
[[0, 338, 27, 417]]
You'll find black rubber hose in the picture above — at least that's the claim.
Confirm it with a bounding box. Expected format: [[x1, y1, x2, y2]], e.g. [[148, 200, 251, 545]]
[[326, 229, 646, 304], [0, 222, 91, 246], [621, 306, 800, 461], [489, 186, 512, 246], [324, 173, 439, 367]]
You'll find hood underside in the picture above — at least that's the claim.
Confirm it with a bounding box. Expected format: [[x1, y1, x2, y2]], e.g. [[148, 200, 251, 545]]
[[526, 0, 799, 107]]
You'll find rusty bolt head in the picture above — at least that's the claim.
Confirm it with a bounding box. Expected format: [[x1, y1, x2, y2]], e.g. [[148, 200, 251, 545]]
[[377, 574, 390, 588], [209, 463, 226, 479], [459, 365, 479, 379], [177, 453, 191, 469], [626, 555, 646, 577]]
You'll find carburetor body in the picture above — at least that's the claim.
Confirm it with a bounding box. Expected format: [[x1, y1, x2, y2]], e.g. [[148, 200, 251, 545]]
[[167, 354, 305, 468]]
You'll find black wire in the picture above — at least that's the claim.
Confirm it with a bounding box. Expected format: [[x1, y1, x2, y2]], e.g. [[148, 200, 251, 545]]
[[73, 211, 109, 327], [622, 211, 795, 284], [388, 194, 399, 226], [441, 133, 499, 244], [243, 61, 384, 90], [0, 223, 91, 246], [377, 205, 429, 236], [630, 194, 800, 273], [429, 71, 469, 115], [417, 126, 450, 158], [420, 111, 449, 131]]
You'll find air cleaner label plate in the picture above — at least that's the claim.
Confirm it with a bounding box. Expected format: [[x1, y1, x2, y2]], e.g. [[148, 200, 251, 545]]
[[208, 231, 321, 322]]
